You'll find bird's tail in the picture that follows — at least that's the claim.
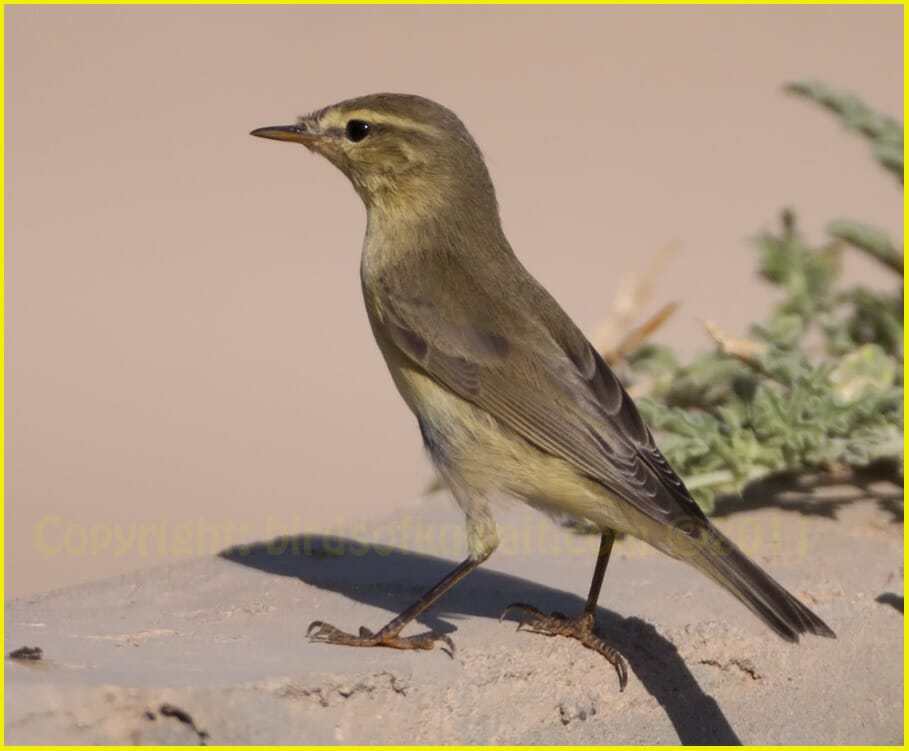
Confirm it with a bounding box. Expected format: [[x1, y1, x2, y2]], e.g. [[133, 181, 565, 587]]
[[687, 523, 836, 641]]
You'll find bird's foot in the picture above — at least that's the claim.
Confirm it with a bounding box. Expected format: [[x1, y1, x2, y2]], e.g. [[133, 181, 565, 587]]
[[306, 620, 455, 655], [499, 602, 628, 690]]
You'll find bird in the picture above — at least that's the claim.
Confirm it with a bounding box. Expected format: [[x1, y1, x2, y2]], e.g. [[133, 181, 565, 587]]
[[251, 93, 834, 690]]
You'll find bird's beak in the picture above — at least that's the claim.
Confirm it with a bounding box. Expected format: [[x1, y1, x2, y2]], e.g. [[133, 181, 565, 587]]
[[250, 124, 321, 145]]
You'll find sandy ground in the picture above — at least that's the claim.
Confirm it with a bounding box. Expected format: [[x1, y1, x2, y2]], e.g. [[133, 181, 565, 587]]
[[5, 488, 903, 745]]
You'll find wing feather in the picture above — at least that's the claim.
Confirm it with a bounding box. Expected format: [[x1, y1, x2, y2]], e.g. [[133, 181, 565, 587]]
[[376, 269, 705, 529]]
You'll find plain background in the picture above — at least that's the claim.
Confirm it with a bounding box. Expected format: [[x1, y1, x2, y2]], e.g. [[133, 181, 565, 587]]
[[6, 5, 902, 597]]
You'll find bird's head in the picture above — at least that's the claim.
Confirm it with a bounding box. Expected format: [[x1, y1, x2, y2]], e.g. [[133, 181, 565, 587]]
[[251, 93, 498, 223]]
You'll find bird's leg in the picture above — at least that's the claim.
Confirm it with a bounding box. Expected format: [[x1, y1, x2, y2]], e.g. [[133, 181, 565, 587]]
[[307, 552, 489, 655], [500, 530, 629, 690]]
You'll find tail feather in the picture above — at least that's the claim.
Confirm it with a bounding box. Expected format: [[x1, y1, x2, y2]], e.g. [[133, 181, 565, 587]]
[[692, 524, 836, 641]]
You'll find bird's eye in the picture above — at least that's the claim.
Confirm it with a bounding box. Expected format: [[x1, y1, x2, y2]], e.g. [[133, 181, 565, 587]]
[[345, 120, 371, 143]]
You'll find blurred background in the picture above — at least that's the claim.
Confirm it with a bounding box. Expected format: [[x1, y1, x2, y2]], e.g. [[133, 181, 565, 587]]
[[6, 5, 902, 597]]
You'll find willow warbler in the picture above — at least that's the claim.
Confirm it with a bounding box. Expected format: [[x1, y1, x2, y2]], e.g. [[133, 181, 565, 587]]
[[251, 94, 834, 690]]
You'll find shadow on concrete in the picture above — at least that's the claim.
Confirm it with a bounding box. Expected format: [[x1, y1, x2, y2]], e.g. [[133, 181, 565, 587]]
[[712, 463, 903, 524], [220, 535, 741, 745], [875, 592, 904, 614]]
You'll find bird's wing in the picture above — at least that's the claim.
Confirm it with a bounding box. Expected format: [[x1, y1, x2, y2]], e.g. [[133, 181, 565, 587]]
[[375, 270, 706, 528]]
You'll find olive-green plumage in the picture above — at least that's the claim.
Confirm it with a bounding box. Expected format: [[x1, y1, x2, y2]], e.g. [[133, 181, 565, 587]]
[[252, 93, 833, 680]]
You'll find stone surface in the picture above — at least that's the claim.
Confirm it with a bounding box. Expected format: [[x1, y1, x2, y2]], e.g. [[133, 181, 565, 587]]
[[5, 495, 903, 744]]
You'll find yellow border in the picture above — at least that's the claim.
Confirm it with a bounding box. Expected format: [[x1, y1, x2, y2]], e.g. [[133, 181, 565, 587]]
[[0, 0, 905, 3], [1, 6, 6, 747], [1, 3, 904, 750]]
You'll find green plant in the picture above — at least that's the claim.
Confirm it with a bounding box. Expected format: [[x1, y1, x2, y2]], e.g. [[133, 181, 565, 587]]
[[626, 82, 903, 513]]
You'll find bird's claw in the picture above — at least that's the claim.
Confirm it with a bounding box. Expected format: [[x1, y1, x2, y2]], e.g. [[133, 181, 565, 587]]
[[306, 619, 455, 655], [498, 602, 628, 691]]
